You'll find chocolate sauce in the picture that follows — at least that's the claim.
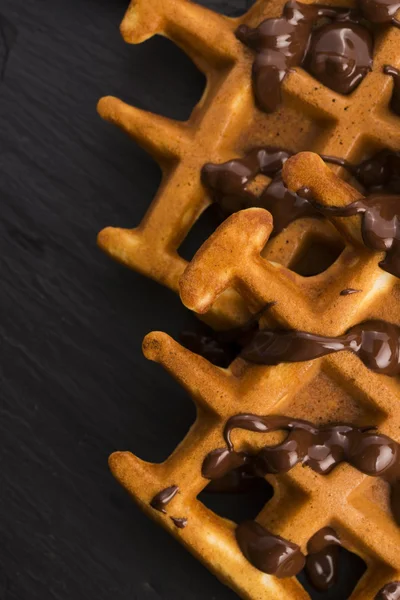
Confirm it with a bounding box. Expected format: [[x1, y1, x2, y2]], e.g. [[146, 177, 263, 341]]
[[376, 582, 400, 600], [340, 288, 362, 295], [353, 150, 400, 193], [235, 2, 372, 113], [384, 65, 400, 116], [235, 1, 319, 113], [203, 414, 400, 525], [359, 0, 400, 25], [304, 21, 373, 95], [216, 303, 275, 344], [202, 146, 400, 239], [202, 148, 290, 206], [320, 154, 354, 170], [170, 516, 187, 529], [205, 463, 261, 493], [203, 448, 247, 480], [179, 330, 239, 368], [150, 486, 179, 513], [235, 520, 306, 577], [202, 147, 321, 235], [305, 527, 341, 591], [180, 304, 273, 368], [303, 191, 400, 278], [240, 320, 400, 376]]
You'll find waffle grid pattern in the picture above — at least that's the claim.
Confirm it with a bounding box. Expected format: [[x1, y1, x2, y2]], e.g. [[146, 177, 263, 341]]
[[110, 154, 400, 599], [98, 0, 400, 327]]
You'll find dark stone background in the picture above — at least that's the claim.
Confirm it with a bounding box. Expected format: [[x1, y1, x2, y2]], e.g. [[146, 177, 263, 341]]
[[0, 1, 366, 599]]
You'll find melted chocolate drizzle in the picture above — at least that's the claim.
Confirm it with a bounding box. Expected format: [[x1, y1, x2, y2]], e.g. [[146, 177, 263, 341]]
[[202, 147, 298, 235], [304, 20, 373, 96], [205, 461, 262, 493], [359, 0, 400, 25], [170, 516, 188, 529], [353, 149, 400, 193], [302, 189, 400, 278], [180, 303, 273, 368], [340, 288, 362, 295], [236, 520, 306, 577], [305, 527, 341, 591], [202, 414, 400, 526], [179, 330, 239, 368], [202, 147, 324, 235], [150, 486, 179, 513], [202, 147, 400, 237], [240, 320, 400, 376], [376, 581, 400, 600], [384, 65, 400, 116], [235, 1, 373, 113]]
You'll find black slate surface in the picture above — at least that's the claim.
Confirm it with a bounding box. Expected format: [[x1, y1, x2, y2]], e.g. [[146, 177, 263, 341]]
[[0, 1, 367, 599]]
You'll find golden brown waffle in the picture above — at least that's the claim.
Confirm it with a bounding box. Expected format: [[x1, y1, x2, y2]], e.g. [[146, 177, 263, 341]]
[[97, 0, 400, 327], [110, 153, 400, 599]]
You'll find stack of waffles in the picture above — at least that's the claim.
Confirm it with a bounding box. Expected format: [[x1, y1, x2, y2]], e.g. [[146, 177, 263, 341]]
[[97, 0, 400, 598]]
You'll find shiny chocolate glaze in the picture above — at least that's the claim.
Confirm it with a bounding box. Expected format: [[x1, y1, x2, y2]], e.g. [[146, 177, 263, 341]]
[[240, 320, 400, 376], [376, 582, 400, 600], [359, 0, 400, 25], [203, 414, 400, 526], [384, 65, 400, 116], [204, 461, 262, 493], [202, 146, 322, 235], [236, 520, 306, 577], [235, 2, 372, 112], [202, 148, 400, 237], [180, 303, 273, 368], [170, 516, 187, 529], [301, 189, 400, 278], [150, 486, 179, 513], [305, 527, 341, 591], [353, 150, 400, 193], [304, 20, 373, 95], [340, 288, 362, 295], [179, 330, 239, 368], [203, 448, 248, 480]]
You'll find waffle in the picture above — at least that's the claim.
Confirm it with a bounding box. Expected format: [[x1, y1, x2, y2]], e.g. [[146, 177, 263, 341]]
[[109, 153, 400, 599], [97, 0, 400, 327]]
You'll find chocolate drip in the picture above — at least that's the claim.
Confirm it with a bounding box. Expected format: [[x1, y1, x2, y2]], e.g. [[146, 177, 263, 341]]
[[203, 414, 400, 525], [384, 65, 400, 116], [202, 448, 248, 479], [202, 147, 322, 235], [150, 486, 179, 513], [359, 0, 400, 25], [170, 516, 187, 529], [305, 527, 341, 591], [235, 1, 319, 113], [235, 520, 306, 577], [216, 303, 275, 344], [202, 147, 291, 202], [202, 146, 400, 237], [304, 191, 400, 278], [319, 154, 355, 170], [202, 147, 290, 224], [235, 2, 372, 113], [260, 175, 321, 234], [180, 303, 272, 368], [304, 21, 373, 95], [179, 330, 239, 368], [340, 288, 362, 295], [240, 320, 400, 376], [204, 461, 263, 493], [354, 150, 400, 193], [376, 582, 400, 600]]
